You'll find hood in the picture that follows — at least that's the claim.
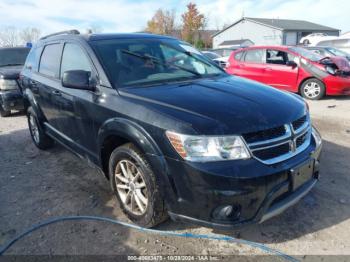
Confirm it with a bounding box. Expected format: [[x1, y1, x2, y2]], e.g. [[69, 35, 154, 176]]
[[0, 65, 23, 80], [327, 56, 350, 72], [120, 75, 306, 135]]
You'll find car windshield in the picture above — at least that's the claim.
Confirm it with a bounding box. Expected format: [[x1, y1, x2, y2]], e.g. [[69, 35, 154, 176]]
[[289, 47, 323, 61], [326, 47, 350, 57], [0, 48, 30, 67], [91, 38, 225, 87]]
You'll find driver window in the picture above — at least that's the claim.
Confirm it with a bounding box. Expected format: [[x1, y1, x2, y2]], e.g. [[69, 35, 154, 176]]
[[266, 49, 289, 65]]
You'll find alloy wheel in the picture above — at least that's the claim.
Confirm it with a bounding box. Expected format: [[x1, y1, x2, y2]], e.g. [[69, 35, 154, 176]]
[[29, 114, 40, 144], [303, 82, 321, 99], [114, 159, 148, 215]]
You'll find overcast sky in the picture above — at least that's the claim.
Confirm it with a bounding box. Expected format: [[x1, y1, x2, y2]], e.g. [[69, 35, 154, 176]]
[[0, 0, 349, 35]]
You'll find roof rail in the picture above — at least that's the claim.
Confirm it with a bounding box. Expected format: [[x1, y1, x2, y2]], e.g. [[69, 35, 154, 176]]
[[40, 29, 80, 40]]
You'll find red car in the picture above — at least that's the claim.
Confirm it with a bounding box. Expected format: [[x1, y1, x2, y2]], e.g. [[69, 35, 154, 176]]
[[226, 46, 350, 100]]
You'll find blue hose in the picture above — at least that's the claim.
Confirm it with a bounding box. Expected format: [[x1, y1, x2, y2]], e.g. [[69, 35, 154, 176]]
[[0, 215, 299, 261]]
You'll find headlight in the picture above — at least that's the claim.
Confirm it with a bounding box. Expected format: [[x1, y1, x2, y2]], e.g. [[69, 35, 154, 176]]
[[0, 79, 18, 91], [312, 127, 322, 148], [166, 131, 251, 162]]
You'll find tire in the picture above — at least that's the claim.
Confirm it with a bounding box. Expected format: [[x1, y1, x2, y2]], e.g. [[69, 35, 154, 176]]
[[303, 39, 310, 46], [27, 107, 54, 149], [300, 78, 325, 100], [109, 143, 168, 228], [0, 104, 11, 117]]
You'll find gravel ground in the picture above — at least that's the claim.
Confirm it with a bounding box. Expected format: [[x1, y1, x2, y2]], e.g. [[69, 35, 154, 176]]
[[0, 96, 350, 260]]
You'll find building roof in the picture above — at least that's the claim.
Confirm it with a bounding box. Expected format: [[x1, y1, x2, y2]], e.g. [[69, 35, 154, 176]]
[[213, 17, 340, 37], [218, 39, 253, 46]]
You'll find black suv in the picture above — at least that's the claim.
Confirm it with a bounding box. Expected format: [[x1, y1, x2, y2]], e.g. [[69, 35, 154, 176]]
[[0, 47, 30, 117], [21, 30, 322, 228]]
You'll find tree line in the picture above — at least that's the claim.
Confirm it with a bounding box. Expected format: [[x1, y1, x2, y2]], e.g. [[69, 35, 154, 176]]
[[145, 3, 211, 48], [0, 3, 214, 48], [0, 27, 41, 47]]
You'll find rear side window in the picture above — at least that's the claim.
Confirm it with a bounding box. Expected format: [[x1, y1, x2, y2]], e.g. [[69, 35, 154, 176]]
[[244, 49, 264, 63], [60, 43, 92, 77], [39, 44, 62, 78], [24, 47, 42, 71]]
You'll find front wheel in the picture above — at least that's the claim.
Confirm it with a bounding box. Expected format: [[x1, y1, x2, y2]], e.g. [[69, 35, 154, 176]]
[[109, 143, 168, 228], [0, 104, 11, 117], [300, 78, 325, 100], [303, 39, 310, 46]]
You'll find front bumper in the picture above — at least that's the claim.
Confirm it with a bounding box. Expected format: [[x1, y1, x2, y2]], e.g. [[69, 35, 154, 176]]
[[165, 136, 322, 229], [324, 75, 350, 95], [0, 89, 24, 111]]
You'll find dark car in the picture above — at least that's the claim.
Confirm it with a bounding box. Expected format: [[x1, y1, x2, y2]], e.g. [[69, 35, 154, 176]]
[[0, 47, 30, 117], [305, 46, 350, 62], [21, 30, 322, 229]]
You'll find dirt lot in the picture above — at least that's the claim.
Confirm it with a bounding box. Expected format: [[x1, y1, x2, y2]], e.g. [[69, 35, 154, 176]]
[[0, 96, 350, 260]]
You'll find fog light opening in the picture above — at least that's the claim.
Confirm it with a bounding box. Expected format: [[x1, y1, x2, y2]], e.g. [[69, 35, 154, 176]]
[[212, 204, 241, 221]]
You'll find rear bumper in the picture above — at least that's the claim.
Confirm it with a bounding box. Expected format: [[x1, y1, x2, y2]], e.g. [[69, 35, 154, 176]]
[[324, 76, 350, 95], [164, 136, 322, 229], [0, 89, 24, 111]]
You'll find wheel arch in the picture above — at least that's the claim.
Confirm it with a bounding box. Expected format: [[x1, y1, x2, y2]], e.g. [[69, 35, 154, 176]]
[[97, 118, 165, 178], [298, 77, 326, 95], [97, 118, 178, 205]]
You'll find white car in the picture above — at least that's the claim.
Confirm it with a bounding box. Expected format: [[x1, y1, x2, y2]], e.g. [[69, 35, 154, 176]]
[[213, 56, 229, 68], [300, 33, 337, 46]]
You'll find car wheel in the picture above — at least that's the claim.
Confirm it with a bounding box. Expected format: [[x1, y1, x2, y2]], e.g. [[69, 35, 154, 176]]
[[109, 143, 168, 228], [303, 39, 310, 46], [0, 104, 11, 117], [300, 78, 325, 100], [27, 107, 54, 149]]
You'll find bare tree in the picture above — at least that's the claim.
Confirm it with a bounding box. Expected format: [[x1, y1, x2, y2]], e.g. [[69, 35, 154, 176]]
[[146, 9, 176, 35], [20, 27, 41, 44], [0, 26, 20, 47]]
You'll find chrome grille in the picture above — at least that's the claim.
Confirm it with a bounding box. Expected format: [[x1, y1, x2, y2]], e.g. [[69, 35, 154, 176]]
[[243, 115, 311, 165]]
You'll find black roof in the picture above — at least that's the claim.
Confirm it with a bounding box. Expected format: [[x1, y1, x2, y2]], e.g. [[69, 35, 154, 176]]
[[0, 47, 30, 50], [218, 39, 254, 46], [213, 17, 340, 37], [38, 31, 177, 43]]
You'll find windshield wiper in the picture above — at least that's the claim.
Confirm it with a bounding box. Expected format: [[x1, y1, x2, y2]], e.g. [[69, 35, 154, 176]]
[[121, 49, 202, 77]]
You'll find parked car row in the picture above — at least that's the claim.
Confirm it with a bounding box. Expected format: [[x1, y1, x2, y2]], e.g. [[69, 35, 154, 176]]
[[0, 47, 30, 116]]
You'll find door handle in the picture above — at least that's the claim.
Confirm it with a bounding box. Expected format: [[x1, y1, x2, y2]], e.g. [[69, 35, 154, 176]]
[[265, 67, 273, 71], [52, 90, 62, 96]]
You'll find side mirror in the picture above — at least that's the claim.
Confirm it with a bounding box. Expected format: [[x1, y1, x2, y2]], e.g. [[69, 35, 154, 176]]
[[62, 70, 96, 91], [286, 61, 298, 67]]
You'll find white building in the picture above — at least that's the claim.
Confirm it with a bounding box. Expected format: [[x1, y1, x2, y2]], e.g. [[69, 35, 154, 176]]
[[212, 17, 340, 48]]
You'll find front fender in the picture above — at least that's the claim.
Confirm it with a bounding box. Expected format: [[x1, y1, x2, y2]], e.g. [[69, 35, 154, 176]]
[[97, 118, 178, 206], [23, 88, 46, 123]]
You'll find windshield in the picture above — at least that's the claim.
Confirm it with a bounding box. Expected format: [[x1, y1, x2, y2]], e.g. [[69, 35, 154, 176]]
[[0, 48, 30, 67], [326, 47, 350, 57], [289, 47, 323, 61], [92, 38, 225, 87]]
